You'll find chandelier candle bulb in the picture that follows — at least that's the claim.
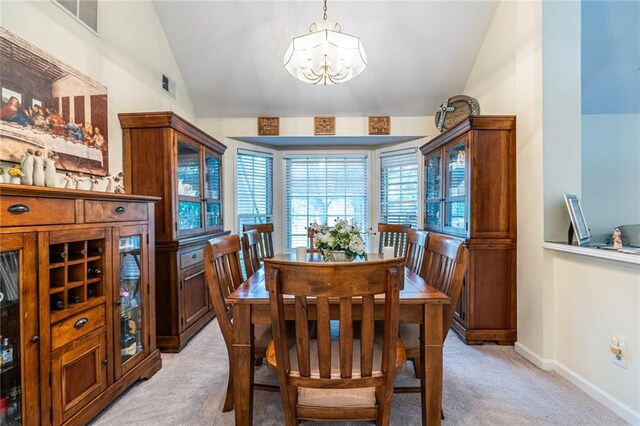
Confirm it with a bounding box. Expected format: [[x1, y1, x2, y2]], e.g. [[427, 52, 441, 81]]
[[296, 246, 307, 262], [383, 246, 395, 259]]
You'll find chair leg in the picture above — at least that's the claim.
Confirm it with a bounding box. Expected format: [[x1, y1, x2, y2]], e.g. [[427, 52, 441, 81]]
[[222, 367, 234, 412], [412, 357, 422, 379]]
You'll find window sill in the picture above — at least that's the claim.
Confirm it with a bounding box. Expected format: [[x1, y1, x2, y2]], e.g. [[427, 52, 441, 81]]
[[543, 242, 640, 266]]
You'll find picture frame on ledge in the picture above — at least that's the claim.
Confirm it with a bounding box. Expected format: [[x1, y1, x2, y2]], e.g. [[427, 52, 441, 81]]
[[564, 193, 591, 246]]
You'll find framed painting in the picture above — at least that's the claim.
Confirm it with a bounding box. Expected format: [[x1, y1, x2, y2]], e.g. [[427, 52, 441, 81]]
[[314, 117, 335, 135], [0, 29, 109, 175], [368, 116, 390, 135], [258, 117, 279, 136]]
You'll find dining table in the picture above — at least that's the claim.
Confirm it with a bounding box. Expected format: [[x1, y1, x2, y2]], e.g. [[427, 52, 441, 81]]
[[225, 252, 450, 426]]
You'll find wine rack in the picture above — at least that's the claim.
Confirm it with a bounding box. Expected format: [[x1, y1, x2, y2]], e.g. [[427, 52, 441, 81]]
[[49, 238, 105, 321]]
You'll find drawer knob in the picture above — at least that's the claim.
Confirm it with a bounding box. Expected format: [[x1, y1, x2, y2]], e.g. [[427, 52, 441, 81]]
[[31, 335, 40, 344], [102, 359, 109, 365], [114, 206, 126, 214], [7, 204, 29, 214], [74, 317, 89, 329], [192, 253, 197, 259]]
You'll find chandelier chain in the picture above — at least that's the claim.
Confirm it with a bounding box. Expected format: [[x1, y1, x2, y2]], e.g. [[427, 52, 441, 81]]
[[323, 0, 327, 20]]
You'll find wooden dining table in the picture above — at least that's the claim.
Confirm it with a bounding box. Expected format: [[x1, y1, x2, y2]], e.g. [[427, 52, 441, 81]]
[[225, 252, 450, 426]]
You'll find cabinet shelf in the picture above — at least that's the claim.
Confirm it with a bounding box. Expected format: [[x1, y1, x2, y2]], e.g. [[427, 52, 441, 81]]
[[87, 277, 101, 285], [49, 287, 65, 295], [0, 299, 19, 310], [67, 258, 85, 266], [49, 262, 65, 269], [68, 281, 84, 289], [50, 296, 106, 324], [0, 361, 18, 375], [87, 255, 101, 262]]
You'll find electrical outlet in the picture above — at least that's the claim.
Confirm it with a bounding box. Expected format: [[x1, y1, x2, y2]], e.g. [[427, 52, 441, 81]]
[[610, 336, 628, 369]]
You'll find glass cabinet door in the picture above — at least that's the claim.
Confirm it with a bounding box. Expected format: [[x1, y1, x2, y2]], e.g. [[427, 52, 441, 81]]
[[444, 143, 467, 234], [177, 140, 203, 233], [204, 150, 222, 231], [424, 153, 442, 230], [0, 234, 38, 425], [115, 230, 146, 376]]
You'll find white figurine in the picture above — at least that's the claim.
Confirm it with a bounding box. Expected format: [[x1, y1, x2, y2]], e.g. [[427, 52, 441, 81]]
[[32, 150, 45, 187], [612, 228, 623, 249], [62, 172, 76, 189], [20, 149, 34, 186], [44, 152, 58, 188], [89, 175, 100, 191], [75, 172, 86, 190]]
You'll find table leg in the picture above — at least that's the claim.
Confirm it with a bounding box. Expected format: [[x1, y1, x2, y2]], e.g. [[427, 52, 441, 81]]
[[421, 304, 443, 426], [233, 304, 254, 426]]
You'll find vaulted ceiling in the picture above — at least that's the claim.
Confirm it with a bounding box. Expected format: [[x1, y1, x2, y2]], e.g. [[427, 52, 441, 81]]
[[153, 1, 498, 118]]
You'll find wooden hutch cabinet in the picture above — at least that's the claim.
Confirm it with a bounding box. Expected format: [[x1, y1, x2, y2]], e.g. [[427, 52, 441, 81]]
[[420, 116, 517, 345], [119, 111, 227, 352], [0, 185, 161, 425]]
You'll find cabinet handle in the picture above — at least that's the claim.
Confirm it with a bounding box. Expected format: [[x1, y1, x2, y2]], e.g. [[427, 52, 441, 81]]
[[31, 335, 40, 344], [191, 253, 197, 259], [115, 300, 121, 306], [114, 206, 126, 214], [102, 359, 109, 365], [7, 204, 29, 214], [74, 317, 89, 329]]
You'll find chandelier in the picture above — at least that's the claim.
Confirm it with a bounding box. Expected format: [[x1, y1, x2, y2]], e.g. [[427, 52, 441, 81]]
[[284, 0, 367, 86]]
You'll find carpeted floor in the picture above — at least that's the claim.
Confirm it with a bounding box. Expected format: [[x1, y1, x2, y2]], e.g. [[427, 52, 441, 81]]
[[91, 320, 627, 425]]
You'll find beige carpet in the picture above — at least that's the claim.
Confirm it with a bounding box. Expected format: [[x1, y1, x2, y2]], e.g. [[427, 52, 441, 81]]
[[91, 320, 627, 425]]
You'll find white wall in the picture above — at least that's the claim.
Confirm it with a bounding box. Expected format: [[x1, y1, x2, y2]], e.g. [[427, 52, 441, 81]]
[[582, 114, 640, 239], [0, 0, 196, 180], [463, 1, 640, 423]]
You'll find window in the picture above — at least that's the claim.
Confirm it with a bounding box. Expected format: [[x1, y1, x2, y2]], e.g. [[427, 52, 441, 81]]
[[53, 0, 98, 33], [236, 150, 274, 232], [379, 149, 419, 228], [285, 155, 368, 249]]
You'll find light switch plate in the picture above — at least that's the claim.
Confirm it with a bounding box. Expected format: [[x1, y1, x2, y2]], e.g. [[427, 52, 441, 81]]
[[612, 336, 628, 369]]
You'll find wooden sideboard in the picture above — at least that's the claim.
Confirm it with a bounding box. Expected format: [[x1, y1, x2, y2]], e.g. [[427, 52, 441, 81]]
[[0, 185, 161, 425], [420, 116, 517, 345], [119, 111, 228, 352]]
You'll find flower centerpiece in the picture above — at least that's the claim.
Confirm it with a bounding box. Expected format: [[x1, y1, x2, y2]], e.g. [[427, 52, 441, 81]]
[[311, 218, 367, 262]]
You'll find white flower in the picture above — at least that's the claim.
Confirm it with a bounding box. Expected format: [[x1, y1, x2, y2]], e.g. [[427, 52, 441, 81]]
[[318, 232, 331, 244]]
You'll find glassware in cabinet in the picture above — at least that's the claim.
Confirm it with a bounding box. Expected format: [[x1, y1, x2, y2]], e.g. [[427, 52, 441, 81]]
[[117, 235, 144, 365]]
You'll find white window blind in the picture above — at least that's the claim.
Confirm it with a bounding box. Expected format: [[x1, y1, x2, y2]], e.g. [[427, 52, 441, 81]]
[[285, 155, 368, 249], [236, 150, 274, 233], [379, 149, 419, 228]]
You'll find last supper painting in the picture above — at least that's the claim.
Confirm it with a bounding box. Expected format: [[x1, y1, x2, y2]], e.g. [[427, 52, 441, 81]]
[[0, 29, 108, 175]]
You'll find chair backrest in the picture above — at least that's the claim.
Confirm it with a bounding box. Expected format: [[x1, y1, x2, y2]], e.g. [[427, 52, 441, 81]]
[[241, 229, 262, 278], [423, 234, 469, 338], [242, 223, 275, 260], [306, 227, 317, 253], [377, 223, 411, 257], [405, 229, 429, 275], [265, 258, 405, 407], [203, 234, 245, 349]]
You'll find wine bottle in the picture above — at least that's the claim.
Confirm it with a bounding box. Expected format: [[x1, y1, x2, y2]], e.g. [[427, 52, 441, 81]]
[[50, 250, 67, 261], [88, 267, 102, 276], [68, 249, 86, 257], [120, 315, 137, 357], [88, 287, 96, 297], [50, 298, 64, 310], [68, 295, 81, 304], [88, 247, 104, 255]]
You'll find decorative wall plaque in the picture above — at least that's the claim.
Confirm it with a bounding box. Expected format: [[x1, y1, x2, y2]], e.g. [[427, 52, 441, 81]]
[[314, 117, 335, 135], [257, 117, 279, 136], [434, 95, 480, 132], [368, 116, 390, 135]]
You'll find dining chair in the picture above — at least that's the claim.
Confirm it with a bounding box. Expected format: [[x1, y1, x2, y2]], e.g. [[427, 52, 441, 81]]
[[398, 233, 468, 381], [242, 229, 262, 278], [242, 223, 275, 260], [265, 257, 407, 426], [405, 229, 429, 275], [204, 234, 277, 412], [377, 223, 411, 257]]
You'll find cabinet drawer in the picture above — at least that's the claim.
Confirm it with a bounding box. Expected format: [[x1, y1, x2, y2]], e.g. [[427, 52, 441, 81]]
[[180, 247, 204, 269], [84, 200, 147, 223], [51, 305, 106, 351], [1, 196, 75, 226]]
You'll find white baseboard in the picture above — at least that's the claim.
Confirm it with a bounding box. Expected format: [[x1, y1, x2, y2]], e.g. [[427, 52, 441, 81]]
[[514, 342, 554, 370], [515, 342, 640, 425]]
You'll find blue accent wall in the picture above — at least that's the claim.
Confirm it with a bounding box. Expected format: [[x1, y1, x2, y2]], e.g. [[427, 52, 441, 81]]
[[581, 0, 640, 114]]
